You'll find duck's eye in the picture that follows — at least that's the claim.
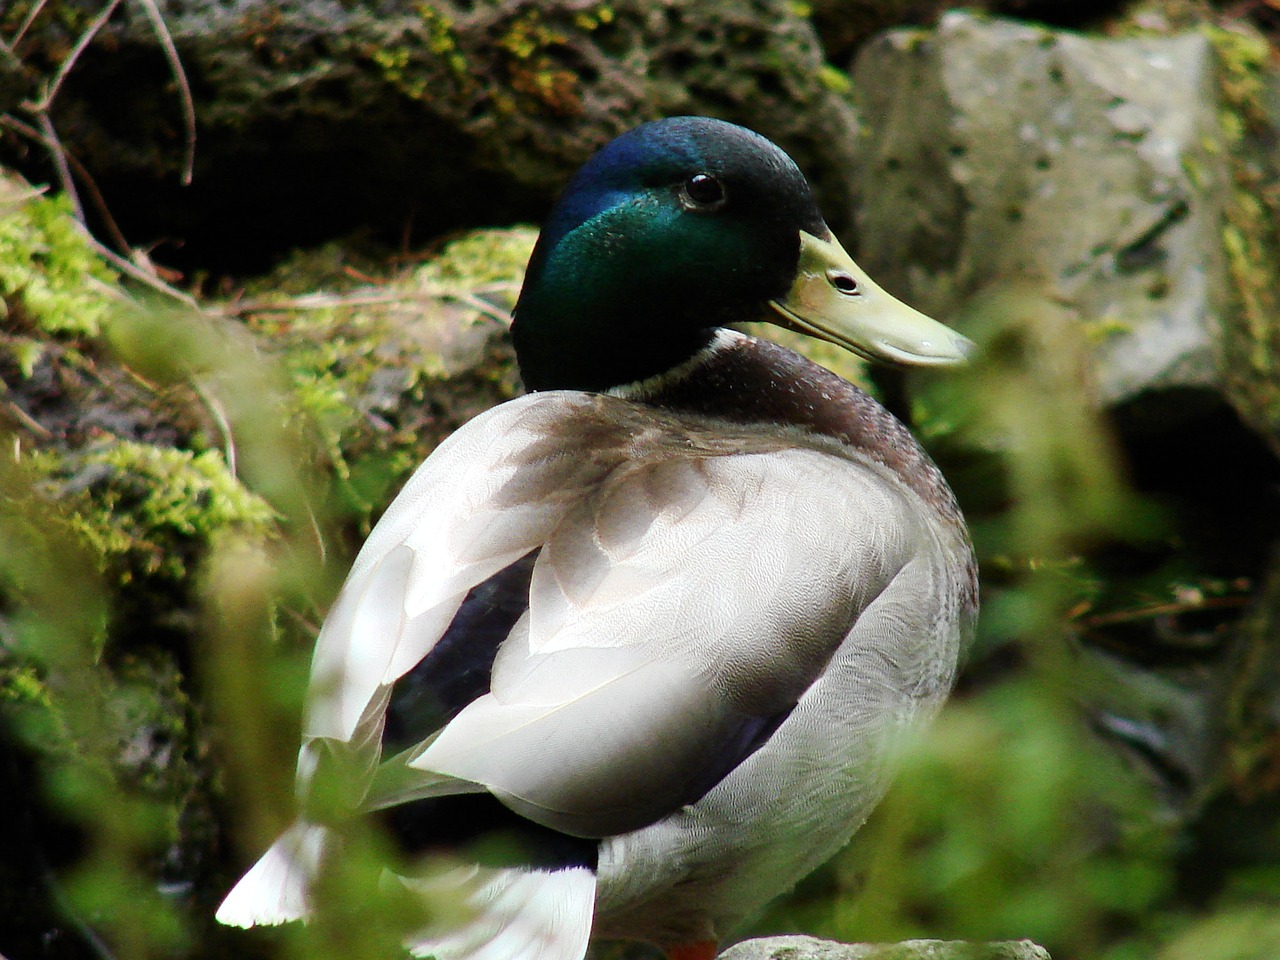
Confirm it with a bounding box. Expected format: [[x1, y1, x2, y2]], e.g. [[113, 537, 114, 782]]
[[681, 174, 726, 209], [828, 270, 859, 295]]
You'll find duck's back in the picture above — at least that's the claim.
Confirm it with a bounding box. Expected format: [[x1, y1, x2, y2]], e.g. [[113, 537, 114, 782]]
[[587, 331, 976, 945]]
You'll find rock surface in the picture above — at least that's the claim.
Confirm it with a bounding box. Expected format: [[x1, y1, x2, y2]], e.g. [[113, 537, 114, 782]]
[[849, 12, 1231, 407], [845, 12, 1280, 829], [0, 0, 860, 272]]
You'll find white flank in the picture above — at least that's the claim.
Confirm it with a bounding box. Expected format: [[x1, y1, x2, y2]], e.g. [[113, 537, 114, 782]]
[[407, 866, 597, 960]]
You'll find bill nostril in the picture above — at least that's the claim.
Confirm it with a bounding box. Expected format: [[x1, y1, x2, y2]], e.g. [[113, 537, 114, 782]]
[[827, 270, 858, 295]]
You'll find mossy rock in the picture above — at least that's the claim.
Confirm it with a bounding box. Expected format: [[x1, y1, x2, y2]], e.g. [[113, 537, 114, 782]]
[[1, 0, 859, 274], [0, 164, 537, 956], [234, 226, 534, 525], [1208, 23, 1280, 456]]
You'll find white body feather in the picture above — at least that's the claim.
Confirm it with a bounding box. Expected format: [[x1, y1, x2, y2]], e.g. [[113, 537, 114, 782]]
[[218, 352, 971, 957]]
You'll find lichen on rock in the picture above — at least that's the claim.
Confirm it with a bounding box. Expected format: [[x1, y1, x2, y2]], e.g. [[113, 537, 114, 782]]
[[33, 440, 277, 584], [1207, 23, 1280, 455], [0, 175, 118, 338], [0, 0, 861, 272], [0, 160, 539, 953], [235, 225, 533, 522]]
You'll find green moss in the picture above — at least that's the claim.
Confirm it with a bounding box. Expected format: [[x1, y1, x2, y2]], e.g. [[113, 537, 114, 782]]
[[818, 64, 853, 95], [418, 227, 537, 286], [38, 441, 276, 583], [498, 10, 561, 59], [237, 242, 375, 297], [6, 335, 46, 377], [416, 4, 457, 54], [1207, 24, 1280, 432], [369, 46, 428, 101], [0, 0, 99, 38], [0, 666, 73, 766], [0, 179, 119, 338], [370, 1, 615, 117], [497, 9, 581, 114], [239, 227, 534, 520], [0, 664, 53, 710], [414, 1, 465, 65], [572, 5, 614, 31], [366, 5, 471, 102], [1083, 314, 1135, 344], [0, 2, 30, 31], [416, 4, 469, 87]]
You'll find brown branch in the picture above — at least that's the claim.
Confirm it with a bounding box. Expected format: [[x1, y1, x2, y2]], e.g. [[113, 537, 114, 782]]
[[5, 0, 200, 309], [1076, 594, 1252, 629], [223, 286, 519, 324], [35, 113, 84, 225], [8, 0, 50, 48], [132, 0, 197, 185], [26, 0, 124, 114], [192, 376, 237, 476], [0, 113, 132, 254], [0, 35, 21, 68], [89, 238, 200, 308], [5, 400, 53, 438]]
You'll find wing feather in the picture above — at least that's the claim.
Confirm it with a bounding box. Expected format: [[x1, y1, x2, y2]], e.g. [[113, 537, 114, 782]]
[[404, 866, 596, 960], [403, 436, 922, 836], [301, 390, 925, 840], [305, 393, 613, 743]]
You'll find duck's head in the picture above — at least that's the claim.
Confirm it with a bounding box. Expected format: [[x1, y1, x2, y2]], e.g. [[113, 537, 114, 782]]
[[512, 116, 971, 392]]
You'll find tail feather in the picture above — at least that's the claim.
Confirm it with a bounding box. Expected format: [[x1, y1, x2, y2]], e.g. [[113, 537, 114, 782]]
[[218, 823, 596, 960], [406, 866, 596, 960], [216, 822, 327, 927]]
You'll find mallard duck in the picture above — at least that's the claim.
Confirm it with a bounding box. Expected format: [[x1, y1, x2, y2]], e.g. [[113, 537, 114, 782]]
[[217, 116, 977, 960]]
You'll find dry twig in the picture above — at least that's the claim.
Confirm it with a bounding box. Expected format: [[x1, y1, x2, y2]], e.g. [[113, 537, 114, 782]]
[[26, 0, 125, 114], [0, 113, 132, 254], [90, 240, 200, 308], [192, 377, 238, 476], [1076, 594, 1252, 628], [5, 0, 202, 297], [8, 0, 50, 49], [34, 112, 83, 224], [0, 35, 21, 68], [223, 286, 520, 324], [132, 0, 197, 185]]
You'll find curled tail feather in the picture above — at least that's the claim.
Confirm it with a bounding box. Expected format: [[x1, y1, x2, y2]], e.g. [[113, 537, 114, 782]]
[[405, 866, 596, 960], [218, 825, 596, 960], [215, 822, 326, 927]]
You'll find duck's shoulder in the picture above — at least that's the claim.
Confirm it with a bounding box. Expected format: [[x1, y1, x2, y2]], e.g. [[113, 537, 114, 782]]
[[613, 330, 965, 524], [458, 332, 965, 538], [462, 380, 797, 472]]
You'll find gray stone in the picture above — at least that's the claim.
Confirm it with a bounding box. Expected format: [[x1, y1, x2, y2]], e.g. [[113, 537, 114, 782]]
[[720, 936, 1052, 960], [848, 11, 1232, 406]]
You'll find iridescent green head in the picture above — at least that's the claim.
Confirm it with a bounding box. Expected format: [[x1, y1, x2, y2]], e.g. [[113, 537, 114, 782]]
[[513, 116, 970, 392]]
